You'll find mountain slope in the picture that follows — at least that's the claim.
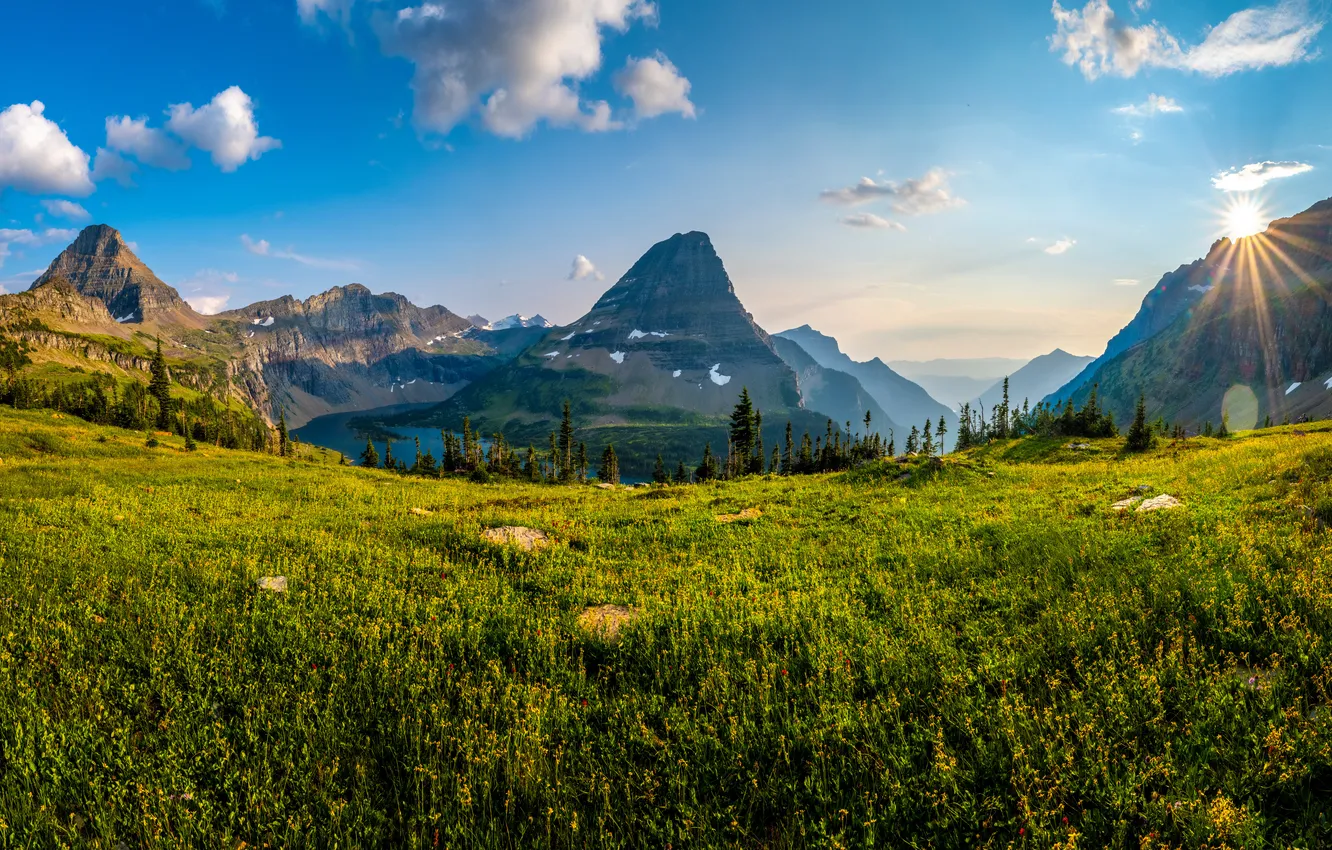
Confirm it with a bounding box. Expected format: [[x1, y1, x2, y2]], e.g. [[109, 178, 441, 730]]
[[775, 325, 955, 435], [977, 349, 1094, 411], [1067, 197, 1332, 427], [772, 336, 896, 434], [1048, 239, 1231, 404]]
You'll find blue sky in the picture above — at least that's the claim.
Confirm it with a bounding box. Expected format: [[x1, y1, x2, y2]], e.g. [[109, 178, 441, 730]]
[[1, 0, 1328, 359]]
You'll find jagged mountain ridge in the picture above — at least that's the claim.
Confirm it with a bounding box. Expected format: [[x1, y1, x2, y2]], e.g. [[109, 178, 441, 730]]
[[1066, 197, 1332, 427], [775, 325, 956, 438], [772, 336, 896, 435]]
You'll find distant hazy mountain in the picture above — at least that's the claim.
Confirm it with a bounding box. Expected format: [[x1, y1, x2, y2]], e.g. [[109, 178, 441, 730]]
[[976, 349, 1094, 411], [485, 314, 553, 330], [1065, 197, 1332, 427], [887, 356, 1028, 409], [776, 326, 955, 435], [771, 336, 896, 434]]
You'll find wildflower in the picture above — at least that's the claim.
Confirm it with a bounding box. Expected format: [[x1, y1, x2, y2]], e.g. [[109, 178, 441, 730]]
[[781, 669, 788, 676], [1019, 828, 1025, 836], [1062, 816, 1068, 825], [581, 699, 588, 707]]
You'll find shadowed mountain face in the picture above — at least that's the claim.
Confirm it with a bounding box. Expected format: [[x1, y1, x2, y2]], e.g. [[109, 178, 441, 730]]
[[775, 325, 955, 436], [1066, 197, 1332, 428], [32, 225, 200, 326], [772, 336, 896, 435], [1048, 238, 1232, 404]]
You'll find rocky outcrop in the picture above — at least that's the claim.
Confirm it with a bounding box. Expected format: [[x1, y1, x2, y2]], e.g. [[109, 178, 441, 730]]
[[1, 276, 123, 330], [32, 225, 201, 326]]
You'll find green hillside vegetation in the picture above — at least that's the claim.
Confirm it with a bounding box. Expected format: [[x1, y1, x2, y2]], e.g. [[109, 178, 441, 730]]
[[2, 405, 1332, 846]]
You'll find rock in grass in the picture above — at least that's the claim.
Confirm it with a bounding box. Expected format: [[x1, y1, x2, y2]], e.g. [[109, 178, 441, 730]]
[[257, 576, 288, 592], [481, 526, 551, 551], [409, 507, 433, 516], [596, 483, 615, 490], [715, 508, 763, 523], [1111, 497, 1142, 512], [577, 604, 638, 641], [1136, 495, 1181, 513]]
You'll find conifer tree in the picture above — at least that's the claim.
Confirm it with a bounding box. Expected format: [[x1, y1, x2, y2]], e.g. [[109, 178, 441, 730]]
[[384, 438, 394, 470], [653, 454, 668, 484], [558, 401, 575, 482], [728, 388, 756, 475], [697, 444, 717, 482], [547, 432, 558, 481], [783, 421, 794, 474], [886, 429, 895, 457], [525, 445, 538, 481], [906, 425, 920, 455], [576, 442, 589, 483], [277, 410, 290, 457], [599, 444, 620, 485], [956, 404, 973, 451], [183, 414, 197, 451], [149, 337, 173, 431], [752, 409, 764, 475], [1217, 414, 1230, 438], [414, 436, 423, 471], [936, 416, 948, 454], [771, 445, 780, 474], [798, 432, 813, 473], [921, 419, 934, 456], [1125, 393, 1153, 452], [675, 460, 689, 484]]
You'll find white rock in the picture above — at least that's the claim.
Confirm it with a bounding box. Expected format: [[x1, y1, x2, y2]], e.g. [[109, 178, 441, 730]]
[[1111, 497, 1142, 512], [1136, 495, 1182, 513]]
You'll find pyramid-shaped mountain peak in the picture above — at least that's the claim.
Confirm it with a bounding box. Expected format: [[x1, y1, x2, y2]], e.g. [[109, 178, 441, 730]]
[[33, 225, 196, 324]]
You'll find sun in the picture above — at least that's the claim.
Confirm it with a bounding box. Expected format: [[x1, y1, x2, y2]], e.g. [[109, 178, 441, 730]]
[[1223, 197, 1267, 240]]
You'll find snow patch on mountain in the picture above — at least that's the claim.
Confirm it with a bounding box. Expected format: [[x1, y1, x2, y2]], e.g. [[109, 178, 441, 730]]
[[610, 351, 626, 364], [709, 364, 731, 386], [1287, 382, 1302, 395]]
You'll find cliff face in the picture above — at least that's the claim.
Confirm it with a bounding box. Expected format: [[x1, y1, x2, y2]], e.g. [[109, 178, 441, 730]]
[[1, 276, 124, 331], [32, 225, 201, 326]]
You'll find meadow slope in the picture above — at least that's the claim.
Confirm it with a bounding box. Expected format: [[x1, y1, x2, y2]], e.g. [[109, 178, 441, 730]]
[[1, 409, 1331, 847]]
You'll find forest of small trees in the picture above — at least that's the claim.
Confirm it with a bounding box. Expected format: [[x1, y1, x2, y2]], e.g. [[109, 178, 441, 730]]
[[0, 335, 273, 452]]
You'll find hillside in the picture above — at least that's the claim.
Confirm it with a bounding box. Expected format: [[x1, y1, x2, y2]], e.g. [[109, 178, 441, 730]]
[[1067, 198, 1332, 427], [2, 407, 1331, 846], [771, 335, 896, 434]]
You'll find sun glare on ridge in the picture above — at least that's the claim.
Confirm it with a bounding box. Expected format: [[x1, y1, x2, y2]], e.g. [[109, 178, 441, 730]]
[[1223, 197, 1268, 240]]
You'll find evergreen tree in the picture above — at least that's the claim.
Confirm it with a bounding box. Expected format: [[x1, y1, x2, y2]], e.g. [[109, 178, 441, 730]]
[[576, 442, 589, 483], [770, 445, 780, 475], [906, 425, 920, 455], [1217, 414, 1231, 438], [936, 416, 947, 454], [697, 444, 718, 482], [599, 444, 620, 485], [277, 410, 290, 457], [525, 445, 539, 481], [653, 453, 668, 484], [383, 438, 394, 470], [728, 388, 757, 475], [149, 337, 173, 431], [675, 460, 689, 484], [558, 401, 575, 482], [956, 403, 973, 450], [1125, 393, 1153, 452], [783, 421, 794, 475], [921, 419, 934, 456], [887, 429, 895, 458], [414, 436, 423, 471], [183, 414, 197, 452], [547, 432, 558, 482], [752, 409, 764, 475]]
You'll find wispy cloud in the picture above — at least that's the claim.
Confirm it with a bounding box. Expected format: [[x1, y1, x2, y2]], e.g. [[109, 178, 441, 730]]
[[1112, 93, 1183, 116], [838, 213, 907, 231], [40, 199, 91, 221], [1044, 238, 1077, 255], [820, 168, 965, 217], [1051, 0, 1323, 80], [1212, 160, 1313, 191], [241, 234, 359, 271], [1114, 278, 1140, 286]]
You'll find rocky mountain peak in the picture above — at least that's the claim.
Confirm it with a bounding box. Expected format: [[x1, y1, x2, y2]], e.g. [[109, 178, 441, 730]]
[[33, 224, 197, 325]]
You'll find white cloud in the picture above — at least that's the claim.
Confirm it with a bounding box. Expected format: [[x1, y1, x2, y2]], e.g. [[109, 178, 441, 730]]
[[819, 168, 965, 215], [105, 115, 192, 170], [613, 53, 696, 120], [297, 0, 356, 23], [1050, 0, 1322, 80], [40, 199, 91, 221], [381, 0, 664, 138], [91, 149, 137, 186], [241, 234, 358, 270], [1045, 238, 1077, 255], [1112, 93, 1183, 116], [0, 227, 76, 269], [0, 102, 94, 196], [838, 213, 906, 231], [167, 87, 281, 172], [1114, 278, 1140, 286], [1212, 160, 1313, 191], [568, 254, 604, 281]]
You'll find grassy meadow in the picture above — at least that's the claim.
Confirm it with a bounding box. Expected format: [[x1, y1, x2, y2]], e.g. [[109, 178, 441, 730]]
[[1, 407, 1332, 847]]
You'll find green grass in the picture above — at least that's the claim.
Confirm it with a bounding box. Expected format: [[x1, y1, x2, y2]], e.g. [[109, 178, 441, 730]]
[[2, 408, 1332, 847]]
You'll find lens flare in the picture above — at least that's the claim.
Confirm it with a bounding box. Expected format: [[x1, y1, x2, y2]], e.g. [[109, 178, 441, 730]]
[[1223, 197, 1267, 240], [1222, 385, 1259, 432]]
